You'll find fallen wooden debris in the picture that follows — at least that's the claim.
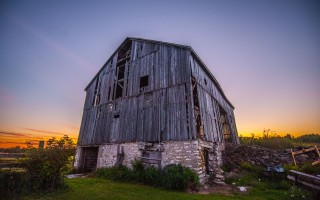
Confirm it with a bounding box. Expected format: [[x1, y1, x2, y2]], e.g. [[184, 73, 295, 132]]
[[291, 145, 320, 166], [287, 170, 320, 191]]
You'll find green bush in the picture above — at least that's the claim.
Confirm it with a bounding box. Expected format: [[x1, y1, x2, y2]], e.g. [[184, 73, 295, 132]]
[[142, 166, 161, 186], [94, 165, 131, 181], [94, 162, 199, 191], [23, 136, 76, 192], [161, 164, 199, 190], [299, 163, 320, 175]]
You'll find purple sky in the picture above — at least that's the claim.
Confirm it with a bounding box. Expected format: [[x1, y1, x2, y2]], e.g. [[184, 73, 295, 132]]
[[0, 0, 319, 146]]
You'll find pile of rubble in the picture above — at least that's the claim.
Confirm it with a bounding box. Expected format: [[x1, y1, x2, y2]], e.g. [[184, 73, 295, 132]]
[[222, 144, 319, 169]]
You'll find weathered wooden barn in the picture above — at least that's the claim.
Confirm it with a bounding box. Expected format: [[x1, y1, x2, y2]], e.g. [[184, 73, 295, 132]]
[[74, 37, 239, 183]]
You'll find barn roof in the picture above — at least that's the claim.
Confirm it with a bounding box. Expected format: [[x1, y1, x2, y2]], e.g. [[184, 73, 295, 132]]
[[84, 37, 234, 109]]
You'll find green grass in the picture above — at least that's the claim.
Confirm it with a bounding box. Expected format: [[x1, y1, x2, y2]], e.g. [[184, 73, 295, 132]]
[[22, 178, 290, 200]]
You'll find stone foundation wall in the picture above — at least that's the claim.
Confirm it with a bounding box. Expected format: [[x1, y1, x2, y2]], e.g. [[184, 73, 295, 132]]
[[97, 143, 141, 168], [120, 143, 141, 167], [198, 140, 225, 183], [73, 147, 82, 169], [75, 140, 226, 184], [161, 141, 200, 169]]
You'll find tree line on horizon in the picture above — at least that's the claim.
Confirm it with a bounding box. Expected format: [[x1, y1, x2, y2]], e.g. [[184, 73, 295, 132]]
[[1, 133, 319, 153]]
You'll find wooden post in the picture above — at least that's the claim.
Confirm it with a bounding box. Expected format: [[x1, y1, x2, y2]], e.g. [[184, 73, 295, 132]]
[[315, 145, 320, 157], [291, 149, 297, 166]]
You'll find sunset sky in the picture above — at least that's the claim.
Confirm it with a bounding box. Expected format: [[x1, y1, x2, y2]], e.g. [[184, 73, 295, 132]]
[[0, 0, 319, 148]]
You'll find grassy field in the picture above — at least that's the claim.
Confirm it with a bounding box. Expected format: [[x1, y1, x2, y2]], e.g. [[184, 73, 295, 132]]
[[23, 178, 290, 200]]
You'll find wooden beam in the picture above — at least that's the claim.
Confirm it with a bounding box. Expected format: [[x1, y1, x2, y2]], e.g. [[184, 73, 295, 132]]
[[291, 148, 297, 166], [292, 147, 316, 155], [287, 170, 320, 190], [312, 160, 320, 166], [315, 145, 320, 157]]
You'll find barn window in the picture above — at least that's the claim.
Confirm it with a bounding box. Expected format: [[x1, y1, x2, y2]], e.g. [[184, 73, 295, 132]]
[[191, 76, 202, 138], [115, 82, 123, 99], [140, 75, 149, 90], [204, 78, 207, 85], [117, 65, 125, 80], [220, 107, 232, 143], [114, 113, 120, 118], [95, 94, 100, 106]]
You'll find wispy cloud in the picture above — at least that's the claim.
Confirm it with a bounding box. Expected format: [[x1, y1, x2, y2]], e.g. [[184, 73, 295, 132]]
[[20, 128, 71, 136], [0, 130, 29, 137]]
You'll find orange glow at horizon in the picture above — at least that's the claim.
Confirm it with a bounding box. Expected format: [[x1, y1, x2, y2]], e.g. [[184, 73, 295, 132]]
[[0, 127, 79, 148]]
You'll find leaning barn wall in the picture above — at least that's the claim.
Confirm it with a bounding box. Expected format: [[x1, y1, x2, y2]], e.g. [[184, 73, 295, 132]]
[[190, 54, 239, 144]]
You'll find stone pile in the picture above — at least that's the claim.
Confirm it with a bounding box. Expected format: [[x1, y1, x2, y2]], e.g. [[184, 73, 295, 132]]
[[222, 144, 319, 168]]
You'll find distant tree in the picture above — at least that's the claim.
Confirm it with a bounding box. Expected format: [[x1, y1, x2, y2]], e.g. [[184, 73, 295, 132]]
[[284, 134, 293, 139]]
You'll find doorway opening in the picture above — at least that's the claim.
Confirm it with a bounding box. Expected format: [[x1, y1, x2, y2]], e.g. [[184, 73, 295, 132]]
[[204, 149, 210, 175], [81, 147, 99, 171]]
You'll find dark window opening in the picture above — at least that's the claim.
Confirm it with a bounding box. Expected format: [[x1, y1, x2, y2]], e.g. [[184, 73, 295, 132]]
[[108, 87, 112, 101], [204, 78, 207, 85], [125, 65, 130, 96], [114, 113, 120, 118], [191, 76, 202, 138], [118, 41, 132, 61], [117, 65, 125, 80], [95, 94, 100, 105], [92, 77, 100, 106], [140, 75, 149, 89], [204, 149, 209, 175], [184, 84, 190, 138], [220, 107, 232, 143], [115, 41, 131, 98], [115, 81, 124, 99]]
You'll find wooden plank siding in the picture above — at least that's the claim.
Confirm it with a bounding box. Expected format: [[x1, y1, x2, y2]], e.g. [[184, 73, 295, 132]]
[[189, 54, 239, 143], [77, 38, 238, 146]]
